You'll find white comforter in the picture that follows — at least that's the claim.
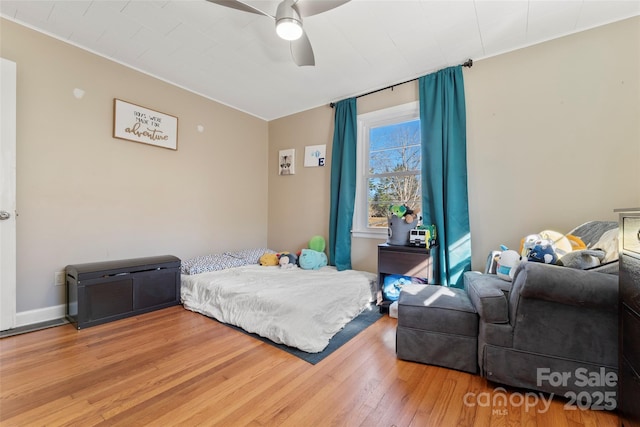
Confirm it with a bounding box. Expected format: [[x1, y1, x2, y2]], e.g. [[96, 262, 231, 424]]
[[181, 265, 376, 353]]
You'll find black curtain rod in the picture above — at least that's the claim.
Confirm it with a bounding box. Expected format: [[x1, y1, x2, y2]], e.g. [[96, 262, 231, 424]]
[[329, 59, 473, 108]]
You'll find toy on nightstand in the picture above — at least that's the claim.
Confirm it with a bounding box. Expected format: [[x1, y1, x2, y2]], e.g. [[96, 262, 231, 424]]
[[409, 224, 436, 248], [387, 205, 420, 246]]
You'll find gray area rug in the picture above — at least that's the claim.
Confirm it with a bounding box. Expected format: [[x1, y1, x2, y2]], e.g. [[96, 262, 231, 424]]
[[222, 303, 383, 364]]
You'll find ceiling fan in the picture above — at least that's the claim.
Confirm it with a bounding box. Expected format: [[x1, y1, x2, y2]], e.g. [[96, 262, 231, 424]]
[[205, 0, 351, 66]]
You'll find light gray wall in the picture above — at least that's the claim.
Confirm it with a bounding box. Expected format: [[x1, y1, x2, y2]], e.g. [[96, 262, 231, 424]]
[[269, 16, 640, 273], [1, 18, 269, 314], [2, 16, 639, 319]]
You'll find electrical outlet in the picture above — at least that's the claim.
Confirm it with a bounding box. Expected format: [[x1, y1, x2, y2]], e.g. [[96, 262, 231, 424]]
[[54, 271, 65, 286]]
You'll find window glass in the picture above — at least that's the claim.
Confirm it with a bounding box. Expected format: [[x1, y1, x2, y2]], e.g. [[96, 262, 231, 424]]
[[354, 102, 421, 237]]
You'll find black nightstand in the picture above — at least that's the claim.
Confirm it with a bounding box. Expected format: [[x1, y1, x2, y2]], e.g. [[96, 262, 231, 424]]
[[377, 244, 438, 313]]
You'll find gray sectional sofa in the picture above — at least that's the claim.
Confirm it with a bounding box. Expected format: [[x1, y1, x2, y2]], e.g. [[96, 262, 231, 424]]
[[396, 220, 620, 402], [464, 262, 618, 398]]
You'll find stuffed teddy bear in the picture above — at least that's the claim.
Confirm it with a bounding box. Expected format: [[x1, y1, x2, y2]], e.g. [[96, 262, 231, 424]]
[[496, 245, 522, 281], [278, 252, 298, 269], [259, 252, 279, 266], [298, 248, 328, 270]]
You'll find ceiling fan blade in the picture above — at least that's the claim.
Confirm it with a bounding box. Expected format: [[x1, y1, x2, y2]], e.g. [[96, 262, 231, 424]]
[[293, 0, 350, 18], [290, 31, 315, 66], [205, 0, 274, 18]]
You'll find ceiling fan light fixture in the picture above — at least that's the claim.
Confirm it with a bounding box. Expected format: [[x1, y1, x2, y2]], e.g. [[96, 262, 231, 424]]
[[275, 2, 303, 41], [276, 18, 303, 40]]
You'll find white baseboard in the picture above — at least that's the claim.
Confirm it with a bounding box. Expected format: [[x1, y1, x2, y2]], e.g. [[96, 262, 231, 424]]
[[16, 304, 66, 327]]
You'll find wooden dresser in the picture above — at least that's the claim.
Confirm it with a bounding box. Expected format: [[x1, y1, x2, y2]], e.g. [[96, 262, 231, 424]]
[[617, 208, 640, 427]]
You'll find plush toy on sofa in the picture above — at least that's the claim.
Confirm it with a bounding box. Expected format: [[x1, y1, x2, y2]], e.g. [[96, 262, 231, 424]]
[[520, 234, 540, 258], [496, 245, 522, 281], [527, 240, 558, 264], [556, 249, 605, 269], [278, 252, 298, 269], [298, 248, 328, 270]]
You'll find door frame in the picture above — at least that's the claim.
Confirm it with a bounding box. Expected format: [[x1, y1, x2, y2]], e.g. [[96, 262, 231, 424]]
[[1, 57, 17, 331]]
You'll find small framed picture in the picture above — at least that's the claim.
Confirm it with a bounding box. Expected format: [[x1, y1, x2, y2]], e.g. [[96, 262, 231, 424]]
[[279, 149, 295, 175], [304, 144, 326, 167]]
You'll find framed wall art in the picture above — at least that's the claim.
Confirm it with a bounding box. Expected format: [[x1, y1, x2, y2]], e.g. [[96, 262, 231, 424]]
[[304, 144, 326, 167], [279, 149, 295, 175], [113, 99, 178, 150]]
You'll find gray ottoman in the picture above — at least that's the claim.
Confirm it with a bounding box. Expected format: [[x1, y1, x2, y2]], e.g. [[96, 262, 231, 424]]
[[396, 284, 479, 373]]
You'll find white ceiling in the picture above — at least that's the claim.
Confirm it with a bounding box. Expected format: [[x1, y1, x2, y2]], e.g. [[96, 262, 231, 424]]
[[1, 0, 639, 121]]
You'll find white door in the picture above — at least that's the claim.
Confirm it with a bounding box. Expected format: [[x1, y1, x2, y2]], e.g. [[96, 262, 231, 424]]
[[1, 57, 17, 331]]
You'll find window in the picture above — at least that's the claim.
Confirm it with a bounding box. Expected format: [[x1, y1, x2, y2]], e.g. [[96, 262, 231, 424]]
[[353, 102, 421, 238]]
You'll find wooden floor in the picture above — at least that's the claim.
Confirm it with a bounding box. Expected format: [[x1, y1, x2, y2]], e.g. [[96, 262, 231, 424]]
[[0, 306, 619, 426]]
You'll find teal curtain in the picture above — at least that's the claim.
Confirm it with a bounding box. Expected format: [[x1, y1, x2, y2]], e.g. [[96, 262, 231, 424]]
[[419, 66, 471, 287], [329, 98, 357, 271]]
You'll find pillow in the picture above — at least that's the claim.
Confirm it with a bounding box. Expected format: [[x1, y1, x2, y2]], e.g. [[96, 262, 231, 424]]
[[181, 253, 247, 275], [225, 248, 276, 265], [568, 221, 618, 247]]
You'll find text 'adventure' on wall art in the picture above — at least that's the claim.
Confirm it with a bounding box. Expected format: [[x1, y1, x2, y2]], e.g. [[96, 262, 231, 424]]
[[113, 99, 178, 150]]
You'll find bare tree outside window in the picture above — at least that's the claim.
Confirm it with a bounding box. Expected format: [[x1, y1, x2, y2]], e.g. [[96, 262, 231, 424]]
[[367, 119, 421, 227]]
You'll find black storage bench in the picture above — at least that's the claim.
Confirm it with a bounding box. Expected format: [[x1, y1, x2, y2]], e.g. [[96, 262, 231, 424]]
[[66, 255, 181, 329]]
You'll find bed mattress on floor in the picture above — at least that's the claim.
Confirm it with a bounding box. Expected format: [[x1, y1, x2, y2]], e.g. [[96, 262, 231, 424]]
[[181, 265, 377, 353]]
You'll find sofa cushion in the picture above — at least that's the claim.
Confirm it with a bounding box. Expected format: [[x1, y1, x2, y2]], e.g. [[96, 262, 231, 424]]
[[398, 284, 477, 337], [511, 262, 618, 311], [464, 272, 511, 324]]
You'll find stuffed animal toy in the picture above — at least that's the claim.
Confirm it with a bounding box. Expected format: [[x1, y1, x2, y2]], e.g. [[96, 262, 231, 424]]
[[556, 249, 605, 269], [298, 249, 328, 270], [387, 205, 419, 246], [538, 230, 573, 258], [389, 204, 419, 224], [496, 245, 522, 281], [527, 240, 558, 264], [520, 234, 540, 258], [566, 234, 587, 252], [259, 252, 279, 266], [309, 235, 326, 253], [389, 204, 407, 219], [520, 230, 578, 259], [278, 252, 298, 269]]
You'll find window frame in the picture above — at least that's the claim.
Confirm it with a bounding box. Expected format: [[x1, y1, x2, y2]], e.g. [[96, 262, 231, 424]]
[[352, 101, 420, 239]]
